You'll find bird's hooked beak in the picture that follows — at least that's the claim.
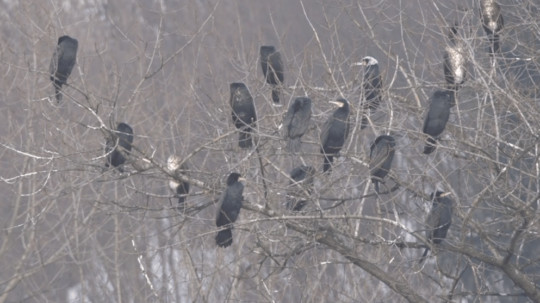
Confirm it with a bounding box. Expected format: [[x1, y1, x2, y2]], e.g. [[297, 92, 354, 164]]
[[440, 192, 451, 197], [238, 177, 247, 183], [351, 61, 366, 67], [329, 100, 344, 108]]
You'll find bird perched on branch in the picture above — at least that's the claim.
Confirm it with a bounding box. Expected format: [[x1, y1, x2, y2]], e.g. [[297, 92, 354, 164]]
[[286, 165, 316, 211], [443, 23, 466, 107], [422, 91, 452, 154], [49, 35, 78, 102], [370, 135, 395, 194], [283, 97, 312, 153], [320, 98, 350, 173], [480, 0, 504, 55], [353, 56, 383, 129], [215, 173, 245, 248], [167, 155, 190, 206], [230, 83, 257, 148], [105, 123, 133, 172], [419, 191, 454, 263], [260, 46, 284, 104]]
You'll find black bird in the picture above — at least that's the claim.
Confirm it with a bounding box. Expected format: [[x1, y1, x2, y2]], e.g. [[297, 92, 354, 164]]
[[419, 191, 453, 263], [49, 35, 78, 102], [370, 135, 396, 194], [422, 91, 452, 154], [260, 46, 284, 104], [480, 0, 504, 55], [230, 83, 257, 148], [320, 98, 350, 173], [167, 155, 190, 205], [105, 123, 133, 171], [443, 24, 466, 107], [215, 173, 245, 248], [354, 56, 383, 129], [283, 97, 312, 153], [286, 165, 316, 211]]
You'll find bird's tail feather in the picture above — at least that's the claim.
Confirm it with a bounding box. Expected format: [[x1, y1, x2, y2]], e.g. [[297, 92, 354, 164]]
[[271, 88, 280, 103], [360, 115, 369, 130], [490, 34, 501, 54], [374, 181, 380, 194], [286, 137, 302, 153], [447, 83, 460, 93], [238, 128, 253, 148], [323, 155, 334, 173], [287, 198, 307, 211], [216, 229, 233, 248], [447, 87, 457, 108], [419, 248, 430, 264], [54, 83, 63, 102], [423, 137, 437, 155], [178, 196, 185, 204]]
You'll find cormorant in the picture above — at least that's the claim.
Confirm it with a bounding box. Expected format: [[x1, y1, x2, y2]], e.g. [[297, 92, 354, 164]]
[[105, 123, 133, 171], [49, 35, 78, 102], [320, 98, 350, 173], [419, 191, 453, 263], [283, 97, 312, 153], [370, 135, 396, 194], [286, 165, 316, 211], [480, 0, 504, 54], [260, 46, 284, 104], [422, 91, 452, 154], [443, 24, 466, 107], [167, 155, 190, 205], [230, 83, 257, 148], [215, 173, 245, 248], [353, 56, 383, 129]]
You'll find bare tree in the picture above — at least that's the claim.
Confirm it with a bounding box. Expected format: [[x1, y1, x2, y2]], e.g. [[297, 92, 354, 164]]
[[0, 0, 539, 302]]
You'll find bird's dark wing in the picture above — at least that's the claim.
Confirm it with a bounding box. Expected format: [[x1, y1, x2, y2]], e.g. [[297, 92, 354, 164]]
[[118, 132, 133, 151], [260, 57, 268, 78], [433, 199, 453, 240], [370, 142, 390, 173], [305, 167, 316, 185], [425, 203, 443, 241], [290, 167, 304, 181], [422, 106, 432, 134], [61, 53, 76, 79], [371, 76, 383, 100], [432, 215, 452, 242], [272, 52, 284, 83], [288, 106, 311, 138], [49, 45, 61, 78], [343, 115, 350, 141], [215, 190, 230, 226], [105, 138, 114, 158], [233, 110, 252, 128], [283, 107, 295, 138], [217, 183, 244, 225], [366, 74, 382, 91], [54, 42, 77, 83], [231, 110, 240, 125], [246, 99, 257, 124], [434, 101, 450, 124], [320, 116, 333, 147], [216, 188, 226, 209]]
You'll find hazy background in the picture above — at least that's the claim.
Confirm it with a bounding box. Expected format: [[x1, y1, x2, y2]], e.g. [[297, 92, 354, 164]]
[[0, 0, 539, 302]]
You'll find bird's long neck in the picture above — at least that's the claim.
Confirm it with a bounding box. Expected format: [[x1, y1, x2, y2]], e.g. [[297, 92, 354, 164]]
[[335, 107, 349, 118]]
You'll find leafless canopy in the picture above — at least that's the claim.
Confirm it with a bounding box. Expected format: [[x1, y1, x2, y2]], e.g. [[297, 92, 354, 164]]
[[0, 0, 539, 302]]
